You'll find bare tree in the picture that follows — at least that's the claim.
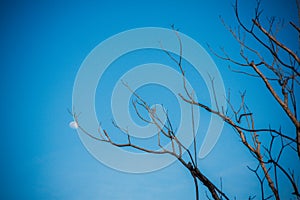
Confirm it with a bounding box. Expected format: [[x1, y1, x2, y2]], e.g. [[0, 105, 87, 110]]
[[207, 0, 300, 199], [71, 0, 300, 199]]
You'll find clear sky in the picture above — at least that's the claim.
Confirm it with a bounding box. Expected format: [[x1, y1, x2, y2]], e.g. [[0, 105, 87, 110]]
[[1, 0, 299, 199]]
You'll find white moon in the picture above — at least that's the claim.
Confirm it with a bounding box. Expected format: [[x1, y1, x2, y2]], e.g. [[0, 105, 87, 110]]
[[69, 121, 78, 129]]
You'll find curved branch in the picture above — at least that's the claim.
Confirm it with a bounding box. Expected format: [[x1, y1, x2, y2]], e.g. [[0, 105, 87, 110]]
[[252, 19, 300, 65]]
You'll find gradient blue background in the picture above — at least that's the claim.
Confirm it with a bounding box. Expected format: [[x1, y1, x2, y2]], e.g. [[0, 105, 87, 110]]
[[1, 0, 298, 199]]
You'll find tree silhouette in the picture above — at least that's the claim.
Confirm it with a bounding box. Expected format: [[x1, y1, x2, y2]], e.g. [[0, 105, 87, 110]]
[[71, 0, 300, 199]]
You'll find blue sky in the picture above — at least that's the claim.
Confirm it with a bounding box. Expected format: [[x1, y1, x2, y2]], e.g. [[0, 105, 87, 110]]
[[1, 0, 299, 199]]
